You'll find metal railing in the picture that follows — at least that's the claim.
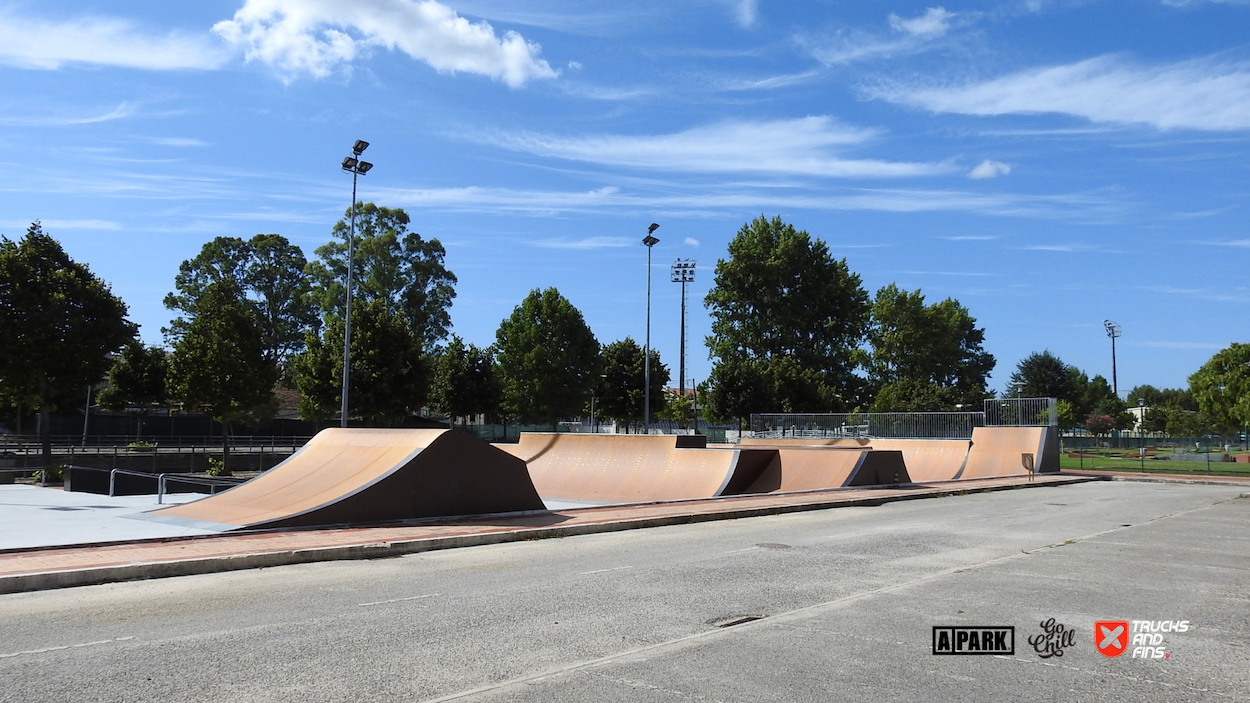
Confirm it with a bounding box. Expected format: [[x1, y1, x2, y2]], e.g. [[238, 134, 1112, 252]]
[[751, 398, 1057, 440], [57, 465, 246, 502]]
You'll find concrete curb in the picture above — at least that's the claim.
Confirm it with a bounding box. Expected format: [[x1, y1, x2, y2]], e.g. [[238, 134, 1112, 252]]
[[0, 476, 1098, 595]]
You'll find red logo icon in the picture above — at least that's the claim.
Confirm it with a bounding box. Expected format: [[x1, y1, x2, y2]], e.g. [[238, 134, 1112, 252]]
[[1096, 621, 1129, 658]]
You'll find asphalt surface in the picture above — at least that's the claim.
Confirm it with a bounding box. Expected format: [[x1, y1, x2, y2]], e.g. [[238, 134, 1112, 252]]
[[0, 480, 1246, 702]]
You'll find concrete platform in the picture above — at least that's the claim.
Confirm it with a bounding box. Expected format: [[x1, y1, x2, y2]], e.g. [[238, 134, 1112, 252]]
[[0, 485, 214, 550], [0, 474, 1094, 594]]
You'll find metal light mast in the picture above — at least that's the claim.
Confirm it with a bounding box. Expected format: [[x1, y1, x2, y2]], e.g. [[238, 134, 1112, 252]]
[[1103, 319, 1122, 397], [670, 259, 696, 395]]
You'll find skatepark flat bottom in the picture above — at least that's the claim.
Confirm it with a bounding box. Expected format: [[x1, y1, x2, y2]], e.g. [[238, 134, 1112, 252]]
[[0, 474, 1094, 594]]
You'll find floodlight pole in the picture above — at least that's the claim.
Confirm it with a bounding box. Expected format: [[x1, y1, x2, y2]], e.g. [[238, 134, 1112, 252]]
[[671, 259, 696, 396], [1104, 320, 1121, 397], [341, 140, 373, 428], [643, 224, 660, 433]]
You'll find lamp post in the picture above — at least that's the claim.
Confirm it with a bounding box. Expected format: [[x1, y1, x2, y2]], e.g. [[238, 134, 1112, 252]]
[[670, 259, 696, 397], [1139, 397, 1146, 471], [340, 139, 374, 428], [642, 223, 660, 433], [1103, 320, 1121, 397]]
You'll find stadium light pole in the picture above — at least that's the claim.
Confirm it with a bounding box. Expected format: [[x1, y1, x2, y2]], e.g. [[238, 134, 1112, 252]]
[[670, 259, 696, 397], [642, 224, 660, 433], [1103, 320, 1121, 397], [340, 140, 373, 428]]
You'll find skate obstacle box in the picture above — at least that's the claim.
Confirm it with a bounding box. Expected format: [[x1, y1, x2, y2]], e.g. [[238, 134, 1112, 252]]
[[143, 428, 545, 531]]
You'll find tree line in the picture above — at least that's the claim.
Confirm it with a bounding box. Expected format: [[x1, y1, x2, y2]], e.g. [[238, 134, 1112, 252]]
[[4, 212, 1248, 471]]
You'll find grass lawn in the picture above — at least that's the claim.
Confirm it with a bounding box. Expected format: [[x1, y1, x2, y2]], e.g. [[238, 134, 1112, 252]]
[[1059, 454, 1250, 477]]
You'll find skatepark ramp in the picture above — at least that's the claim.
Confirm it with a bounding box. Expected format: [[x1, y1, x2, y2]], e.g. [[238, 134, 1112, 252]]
[[144, 428, 545, 530], [740, 426, 1058, 480], [503, 434, 908, 504]]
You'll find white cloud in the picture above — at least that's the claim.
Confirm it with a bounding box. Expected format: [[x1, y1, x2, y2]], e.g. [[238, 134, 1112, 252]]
[[942, 235, 998, 241], [2, 219, 122, 231], [482, 117, 951, 178], [532, 236, 632, 249], [0, 10, 225, 70], [875, 55, 1250, 131], [214, 0, 558, 86], [1205, 238, 1250, 247], [888, 7, 954, 37], [969, 160, 1011, 179], [0, 102, 138, 127], [808, 7, 958, 65], [734, 0, 760, 27], [684, 237, 700, 247], [151, 137, 210, 147]]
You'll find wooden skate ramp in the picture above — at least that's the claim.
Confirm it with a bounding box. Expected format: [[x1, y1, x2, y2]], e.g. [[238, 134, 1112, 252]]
[[961, 427, 1052, 479], [501, 433, 774, 504], [736, 446, 909, 493], [145, 428, 545, 530], [741, 437, 968, 482]]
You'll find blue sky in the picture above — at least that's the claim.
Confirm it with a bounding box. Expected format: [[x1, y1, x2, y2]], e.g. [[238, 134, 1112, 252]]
[[2, 0, 1247, 395]]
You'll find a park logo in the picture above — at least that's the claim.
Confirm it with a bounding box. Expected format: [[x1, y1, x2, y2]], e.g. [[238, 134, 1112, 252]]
[[1027, 618, 1075, 658], [1127, 620, 1189, 659], [932, 626, 1014, 655], [1095, 621, 1129, 658]]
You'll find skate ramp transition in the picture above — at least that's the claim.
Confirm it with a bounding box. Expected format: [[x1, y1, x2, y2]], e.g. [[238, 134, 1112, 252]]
[[501, 434, 907, 504], [145, 428, 545, 530], [740, 426, 1058, 480]]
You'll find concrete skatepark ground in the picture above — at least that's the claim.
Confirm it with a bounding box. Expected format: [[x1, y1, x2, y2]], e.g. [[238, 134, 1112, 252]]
[[0, 480, 1245, 702]]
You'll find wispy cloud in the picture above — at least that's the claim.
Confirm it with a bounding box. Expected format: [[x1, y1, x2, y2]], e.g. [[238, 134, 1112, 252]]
[[1020, 243, 1102, 252], [942, 234, 999, 241], [372, 182, 1126, 221], [0, 102, 138, 127], [0, 219, 122, 232], [532, 236, 632, 249], [896, 270, 1001, 277], [150, 137, 209, 147], [214, 0, 558, 86], [1201, 238, 1250, 247], [731, 0, 760, 27], [684, 237, 700, 247], [1136, 340, 1226, 350], [888, 7, 955, 37], [969, 160, 1011, 179], [718, 69, 822, 91], [806, 6, 960, 65], [0, 9, 225, 70], [480, 117, 952, 178], [874, 54, 1250, 131]]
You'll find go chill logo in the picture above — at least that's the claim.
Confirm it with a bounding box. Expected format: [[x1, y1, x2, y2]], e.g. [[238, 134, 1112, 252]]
[[932, 626, 1015, 655]]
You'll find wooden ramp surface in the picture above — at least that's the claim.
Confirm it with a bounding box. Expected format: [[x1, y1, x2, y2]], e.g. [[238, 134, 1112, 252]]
[[740, 437, 967, 481], [730, 445, 909, 492], [145, 429, 544, 530], [500, 433, 764, 504], [961, 427, 1048, 479]]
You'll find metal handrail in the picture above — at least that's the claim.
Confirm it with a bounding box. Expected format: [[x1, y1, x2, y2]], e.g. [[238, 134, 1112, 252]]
[[157, 474, 245, 504]]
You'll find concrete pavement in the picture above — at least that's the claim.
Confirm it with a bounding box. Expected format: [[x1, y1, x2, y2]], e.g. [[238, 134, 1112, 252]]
[[0, 480, 1244, 702]]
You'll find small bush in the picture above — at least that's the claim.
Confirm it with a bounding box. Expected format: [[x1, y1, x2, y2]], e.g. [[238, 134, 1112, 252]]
[[126, 441, 158, 452], [32, 466, 64, 482], [206, 458, 226, 476]]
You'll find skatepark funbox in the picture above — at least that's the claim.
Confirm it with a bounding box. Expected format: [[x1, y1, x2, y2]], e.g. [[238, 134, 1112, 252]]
[[145, 427, 1058, 530]]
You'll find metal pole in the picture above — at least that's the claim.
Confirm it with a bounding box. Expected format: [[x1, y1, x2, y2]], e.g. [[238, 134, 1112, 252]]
[[341, 171, 357, 428], [1110, 333, 1118, 397], [82, 385, 91, 448], [679, 277, 686, 396], [644, 243, 652, 433]]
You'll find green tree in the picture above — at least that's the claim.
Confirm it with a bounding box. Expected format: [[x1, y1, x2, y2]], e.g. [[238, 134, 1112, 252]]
[[428, 336, 501, 425], [594, 338, 669, 431], [0, 222, 134, 466], [1007, 350, 1080, 401], [1189, 343, 1250, 434], [306, 203, 457, 350], [866, 284, 994, 407], [167, 280, 276, 474], [869, 379, 965, 413], [97, 340, 169, 436], [292, 300, 428, 425], [165, 234, 316, 364], [495, 288, 600, 426], [705, 215, 870, 412], [706, 356, 773, 429]]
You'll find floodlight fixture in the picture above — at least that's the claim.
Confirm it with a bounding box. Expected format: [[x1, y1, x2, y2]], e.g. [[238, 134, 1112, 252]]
[[1103, 319, 1122, 397], [339, 139, 376, 427], [643, 223, 660, 431]]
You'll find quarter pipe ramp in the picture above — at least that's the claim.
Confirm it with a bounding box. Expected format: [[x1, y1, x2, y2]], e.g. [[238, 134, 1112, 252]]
[[144, 428, 545, 530]]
